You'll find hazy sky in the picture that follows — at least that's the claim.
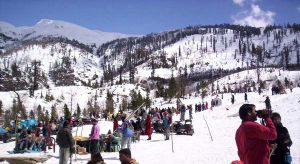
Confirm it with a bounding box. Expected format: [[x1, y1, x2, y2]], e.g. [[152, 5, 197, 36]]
[[0, 0, 299, 35]]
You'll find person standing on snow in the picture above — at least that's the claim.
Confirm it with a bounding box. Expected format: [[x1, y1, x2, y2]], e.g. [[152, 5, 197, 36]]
[[56, 120, 75, 164], [270, 113, 293, 164], [265, 96, 272, 110], [180, 105, 186, 121], [89, 118, 104, 161], [231, 94, 235, 104], [188, 105, 193, 119], [162, 111, 171, 140], [244, 93, 248, 103], [145, 114, 152, 140], [235, 104, 277, 164], [113, 118, 119, 132], [121, 121, 133, 149]]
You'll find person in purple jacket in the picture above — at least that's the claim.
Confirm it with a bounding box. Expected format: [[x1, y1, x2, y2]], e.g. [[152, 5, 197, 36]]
[[89, 118, 104, 161]]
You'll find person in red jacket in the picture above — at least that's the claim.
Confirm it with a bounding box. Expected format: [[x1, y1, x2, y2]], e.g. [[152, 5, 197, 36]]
[[113, 118, 119, 132], [235, 104, 277, 164], [145, 114, 152, 140]]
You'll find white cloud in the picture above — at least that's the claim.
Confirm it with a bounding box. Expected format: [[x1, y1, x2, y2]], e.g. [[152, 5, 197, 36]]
[[232, 4, 275, 28], [233, 0, 245, 6]]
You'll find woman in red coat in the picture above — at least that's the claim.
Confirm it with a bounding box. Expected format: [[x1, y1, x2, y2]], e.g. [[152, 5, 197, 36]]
[[113, 118, 119, 132], [145, 115, 152, 140]]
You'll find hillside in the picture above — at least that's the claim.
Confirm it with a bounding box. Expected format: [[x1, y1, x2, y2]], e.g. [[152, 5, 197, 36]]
[[0, 22, 300, 123]]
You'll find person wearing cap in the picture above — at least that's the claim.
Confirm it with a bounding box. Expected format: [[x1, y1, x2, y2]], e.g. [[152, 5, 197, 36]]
[[56, 120, 74, 164], [119, 148, 139, 164], [235, 104, 277, 164], [89, 118, 104, 161]]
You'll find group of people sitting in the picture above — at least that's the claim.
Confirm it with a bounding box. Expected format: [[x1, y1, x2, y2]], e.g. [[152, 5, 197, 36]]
[[13, 119, 56, 152], [14, 128, 46, 152]]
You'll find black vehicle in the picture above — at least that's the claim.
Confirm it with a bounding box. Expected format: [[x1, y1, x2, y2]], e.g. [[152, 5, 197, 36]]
[[172, 119, 194, 136], [153, 120, 164, 133]]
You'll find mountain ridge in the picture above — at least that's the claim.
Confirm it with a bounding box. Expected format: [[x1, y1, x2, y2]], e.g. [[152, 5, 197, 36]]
[[0, 19, 138, 46]]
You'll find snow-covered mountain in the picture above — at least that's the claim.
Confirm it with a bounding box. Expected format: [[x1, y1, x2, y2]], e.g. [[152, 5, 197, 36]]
[[0, 19, 137, 46], [1, 24, 300, 92]]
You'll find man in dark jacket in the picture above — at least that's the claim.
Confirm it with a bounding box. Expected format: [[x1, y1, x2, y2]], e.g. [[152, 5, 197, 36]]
[[56, 120, 74, 164], [244, 93, 248, 103], [270, 113, 293, 164], [235, 104, 277, 164], [265, 96, 271, 110]]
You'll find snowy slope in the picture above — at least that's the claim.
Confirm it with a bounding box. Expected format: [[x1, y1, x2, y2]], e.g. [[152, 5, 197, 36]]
[[147, 30, 300, 73], [124, 28, 300, 84], [0, 42, 103, 87], [0, 88, 299, 164], [0, 19, 137, 46]]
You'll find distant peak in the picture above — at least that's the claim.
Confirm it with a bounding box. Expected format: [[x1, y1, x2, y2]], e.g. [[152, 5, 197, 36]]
[[36, 19, 55, 25], [0, 21, 16, 28]]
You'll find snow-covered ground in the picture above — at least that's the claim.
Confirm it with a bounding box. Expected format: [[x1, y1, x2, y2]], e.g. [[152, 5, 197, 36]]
[[0, 88, 299, 164]]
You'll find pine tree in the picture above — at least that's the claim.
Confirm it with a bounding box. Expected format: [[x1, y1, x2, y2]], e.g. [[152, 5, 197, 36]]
[[45, 110, 50, 121], [64, 104, 71, 119], [11, 99, 18, 120], [196, 83, 201, 94], [284, 46, 289, 70], [213, 37, 216, 53], [76, 104, 81, 119], [137, 90, 144, 107], [29, 110, 35, 119], [129, 65, 135, 84], [144, 88, 151, 108], [255, 46, 263, 83], [151, 58, 155, 78], [0, 100, 3, 117], [106, 91, 114, 114], [119, 68, 123, 84], [168, 76, 178, 99], [50, 105, 57, 121], [20, 104, 27, 120], [82, 108, 87, 117], [239, 40, 242, 54], [200, 81, 208, 101], [297, 50, 300, 67], [130, 90, 138, 109], [87, 99, 94, 116], [93, 101, 100, 117], [121, 98, 128, 111], [37, 105, 45, 121], [4, 110, 11, 127]]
